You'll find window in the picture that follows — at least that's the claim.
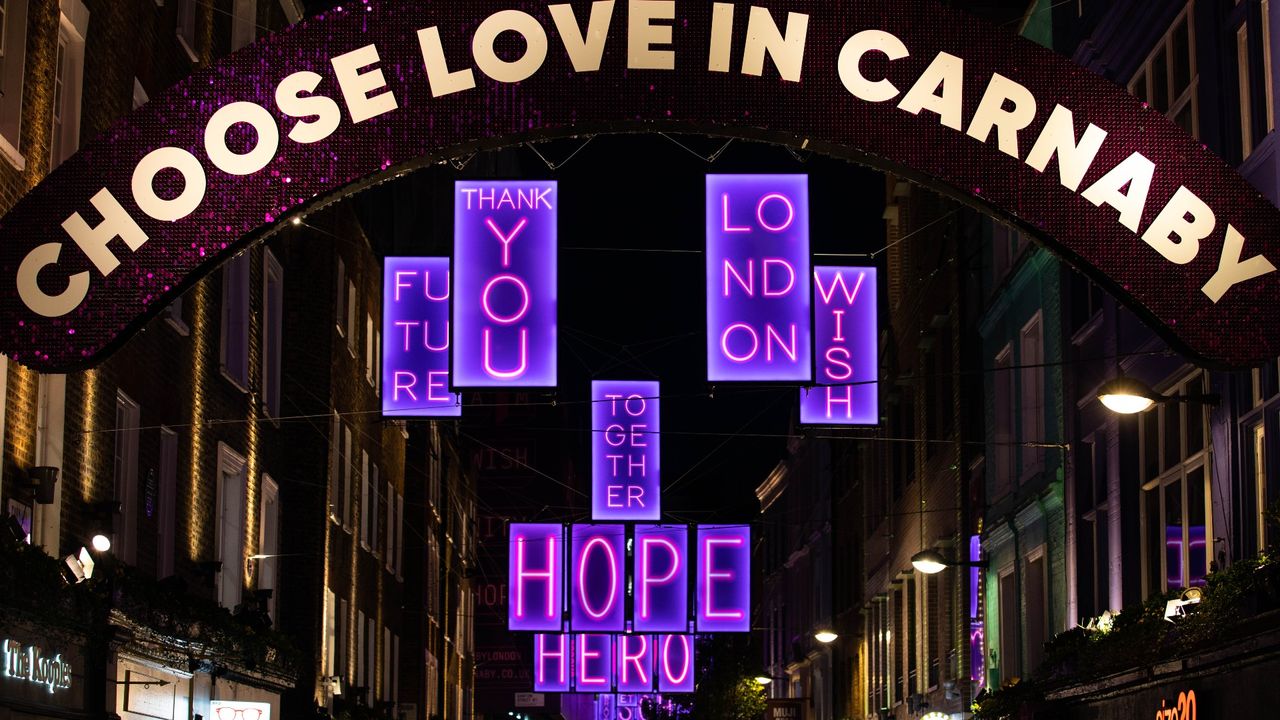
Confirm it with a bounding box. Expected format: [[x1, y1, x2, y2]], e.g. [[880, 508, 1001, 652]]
[[262, 249, 283, 417], [392, 633, 400, 705], [1070, 271, 1105, 338], [164, 296, 190, 336], [49, 4, 86, 171], [357, 610, 366, 688], [335, 257, 348, 336], [997, 567, 1020, 682], [324, 588, 337, 679], [347, 280, 358, 356], [215, 444, 248, 609], [1253, 422, 1270, 552], [258, 474, 280, 621], [1240, 24, 1254, 159], [360, 450, 371, 549], [175, 0, 198, 62], [371, 463, 380, 556], [231, 0, 257, 51], [343, 426, 353, 531], [158, 428, 178, 577], [220, 254, 251, 390], [1076, 438, 1111, 620], [328, 412, 340, 521], [1140, 371, 1212, 596], [1023, 550, 1047, 675], [906, 578, 917, 694], [365, 314, 375, 385], [132, 77, 149, 109], [383, 626, 392, 702], [338, 598, 349, 679], [366, 615, 376, 697], [1128, 4, 1197, 137], [385, 480, 395, 572], [395, 491, 404, 578], [114, 392, 141, 565], [993, 345, 1015, 498], [1264, 0, 1276, 136], [1019, 313, 1045, 477], [375, 329, 382, 396], [0, 0, 29, 169]]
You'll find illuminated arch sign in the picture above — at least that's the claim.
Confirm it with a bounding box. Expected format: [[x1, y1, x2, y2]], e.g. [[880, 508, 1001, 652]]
[[1, 0, 1278, 369]]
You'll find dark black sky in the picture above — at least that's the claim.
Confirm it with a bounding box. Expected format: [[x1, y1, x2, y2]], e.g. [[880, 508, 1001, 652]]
[[353, 135, 883, 521]]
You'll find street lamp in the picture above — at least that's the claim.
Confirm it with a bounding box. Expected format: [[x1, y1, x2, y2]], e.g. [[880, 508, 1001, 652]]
[[753, 675, 774, 686], [910, 549, 987, 575], [91, 534, 112, 553], [1097, 376, 1220, 415], [813, 629, 838, 644]]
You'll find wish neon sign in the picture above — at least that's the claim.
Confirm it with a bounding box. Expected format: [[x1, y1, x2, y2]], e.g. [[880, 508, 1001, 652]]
[[532, 633, 696, 694], [592, 381, 661, 521], [453, 181, 557, 388], [382, 257, 460, 417], [706, 175, 811, 382], [800, 266, 879, 425], [508, 524, 749, 633]]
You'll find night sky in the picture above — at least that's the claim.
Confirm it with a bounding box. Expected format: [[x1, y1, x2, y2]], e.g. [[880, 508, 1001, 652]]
[[353, 134, 884, 521]]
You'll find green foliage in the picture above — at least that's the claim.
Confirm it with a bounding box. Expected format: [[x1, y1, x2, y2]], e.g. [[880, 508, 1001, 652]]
[[642, 634, 767, 720]]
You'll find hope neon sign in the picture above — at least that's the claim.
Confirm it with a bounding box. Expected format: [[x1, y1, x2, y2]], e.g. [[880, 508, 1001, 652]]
[[453, 181, 557, 387], [532, 633, 696, 694], [592, 381, 661, 521], [706, 175, 811, 382], [381, 257, 460, 417], [800, 266, 879, 425], [635, 525, 687, 633], [572, 525, 627, 632], [696, 525, 751, 632], [509, 524, 564, 632]]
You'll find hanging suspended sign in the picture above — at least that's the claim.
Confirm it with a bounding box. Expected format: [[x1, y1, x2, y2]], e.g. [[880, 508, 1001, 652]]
[[800, 266, 879, 425], [509, 523, 565, 632], [453, 180, 557, 388], [532, 633, 696, 694], [592, 380, 661, 521], [706, 175, 812, 382], [382, 257, 460, 417]]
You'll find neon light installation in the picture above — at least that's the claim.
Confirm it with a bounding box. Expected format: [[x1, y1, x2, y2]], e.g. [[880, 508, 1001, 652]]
[[657, 635, 695, 693], [533, 633, 571, 693], [592, 380, 661, 521], [705, 175, 812, 382], [571, 525, 626, 632], [800, 266, 879, 425], [696, 525, 750, 632], [382, 257, 461, 417], [577, 634, 614, 692], [634, 525, 688, 633], [453, 181, 557, 387], [617, 635, 654, 693], [509, 524, 563, 631]]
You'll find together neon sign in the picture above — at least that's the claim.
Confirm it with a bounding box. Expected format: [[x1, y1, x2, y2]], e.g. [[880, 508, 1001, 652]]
[[592, 380, 661, 521]]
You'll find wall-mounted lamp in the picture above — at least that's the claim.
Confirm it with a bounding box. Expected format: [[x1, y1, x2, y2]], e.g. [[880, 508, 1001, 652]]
[[813, 629, 839, 644], [910, 549, 988, 575], [1098, 376, 1220, 415]]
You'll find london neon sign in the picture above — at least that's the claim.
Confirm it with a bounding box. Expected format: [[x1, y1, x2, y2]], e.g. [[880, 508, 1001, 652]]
[[453, 181, 557, 388], [382, 257, 460, 417], [706, 175, 812, 382], [800, 266, 878, 425], [592, 380, 661, 521]]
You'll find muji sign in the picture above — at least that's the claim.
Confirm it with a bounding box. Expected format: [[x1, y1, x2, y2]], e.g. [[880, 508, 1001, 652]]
[[1, 0, 1276, 370], [453, 181, 557, 388], [592, 381, 661, 521], [706, 175, 811, 382]]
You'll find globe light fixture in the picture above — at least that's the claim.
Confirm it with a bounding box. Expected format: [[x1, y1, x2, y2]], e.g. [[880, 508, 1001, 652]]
[[911, 549, 948, 575], [91, 534, 112, 553], [754, 675, 773, 686], [813, 629, 839, 644], [1097, 376, 1158, 414]]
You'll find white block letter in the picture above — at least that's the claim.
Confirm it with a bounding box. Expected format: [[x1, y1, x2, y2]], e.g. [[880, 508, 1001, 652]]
[[838, 30, 908, 103], [331, 44, 399, 123]]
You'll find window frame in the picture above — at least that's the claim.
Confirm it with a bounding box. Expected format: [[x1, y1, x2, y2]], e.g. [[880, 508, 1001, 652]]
[[1127, 2, 1199, 138], [214, 442, 248, 609], [219, 253, 251, 392], [258, 473, 280, 621], [0, 0, 29, 170], [113, 391, 142, 565], [262, 248, 284, 418]]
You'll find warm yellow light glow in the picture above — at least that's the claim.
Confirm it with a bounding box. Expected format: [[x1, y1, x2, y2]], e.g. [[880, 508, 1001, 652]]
[[187, 282, 208, 560], [78, 369, 97, 501], [912, 549, 948, 574], [1099, 392, 1156, 414], [753, 675, 773, 686], [814, 630, 839, 644], [1097, 377, 1159, 415], [91, 534, 111, 553]]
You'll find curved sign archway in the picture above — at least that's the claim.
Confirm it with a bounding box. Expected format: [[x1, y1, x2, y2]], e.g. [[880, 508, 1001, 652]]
[[1, 0, 1277, 370]]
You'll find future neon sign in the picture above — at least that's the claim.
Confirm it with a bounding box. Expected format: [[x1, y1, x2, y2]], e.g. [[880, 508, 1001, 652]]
[[382, 257, 460, 417], [592, 381, 661, 521], [508, 524, 749, 633], [800, 267, 879, 425], [706, 175, 812, 382], [453, 181, 557, 388], [532, 633, 696, 694]]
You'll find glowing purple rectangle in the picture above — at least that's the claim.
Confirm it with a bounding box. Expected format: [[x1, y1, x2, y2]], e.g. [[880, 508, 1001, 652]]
[[592, 381, 661, 521], [656, 635, 695, 693], [453, 181, 557, 388], [616, 635, 655, 693], [633, 525, 688, 633], [509, 524, 564, 632], [575, 634, 614, 692], [570, 525, 626, 632], [695, 525, 750, 632], [534, 633, 572, 692], [800, 266, 879, 425], [382, 257, 461, 417], [706, 175, 812, 382]]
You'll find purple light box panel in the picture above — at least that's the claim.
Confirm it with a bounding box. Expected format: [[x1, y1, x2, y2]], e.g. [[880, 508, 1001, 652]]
[[592, 380, 660, 521], [534, 633, 572, 693], [656, 635, 695, 693], [696, 525, 750, 632], [453, 181, 557, 388], [575, 634, 614, 692], [633, 525, 688, 633], [509, 523, 564, 632], [706, 175, 811, 383], [570, 524, 626, 632], [799, 267, 879, 425], [616, 635, 655, 693], [382, 257, 460, 417]]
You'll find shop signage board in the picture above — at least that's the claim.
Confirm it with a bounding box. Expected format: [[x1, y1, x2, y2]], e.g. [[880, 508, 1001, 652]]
[[210, 700, 272, 720], [0, 1, 1274, 370], [800, 266, 879, 425], [1, 638, 73, 694], [382, 256, 460, 416]]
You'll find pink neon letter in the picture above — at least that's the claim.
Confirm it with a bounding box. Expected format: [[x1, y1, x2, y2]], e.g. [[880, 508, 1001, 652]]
[[480, 274, 531, 324], [537, 634, 567, 684], [814, 269, 866, 305], [577, 536, 619, 620], [762, 259, 795, 297], [756, 193, 795, 232], [721, 193, 750, 232], [482, 327, 528, 379], [484, 217, 529, 267], [640, 537, 681, 619], [720, 323, 759, 363], [661, 635, 691, 684], [620, 635, 649, 685], [703, 536, 745, 620], [579, 634, 604, 686], [515, 534, 557, 620]]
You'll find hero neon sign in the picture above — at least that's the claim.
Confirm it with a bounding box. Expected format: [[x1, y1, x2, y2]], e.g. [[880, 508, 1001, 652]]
[[706, 175, 812, 382], [800, 266, 879, 425], [531, 633, 696, 694], [453, 181, 557, 388], [382, 257, 460, 417], [592, 380, 661, 521]]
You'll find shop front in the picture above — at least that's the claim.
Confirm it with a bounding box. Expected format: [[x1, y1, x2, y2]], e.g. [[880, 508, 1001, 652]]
[[0, 622, 90, 720]]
